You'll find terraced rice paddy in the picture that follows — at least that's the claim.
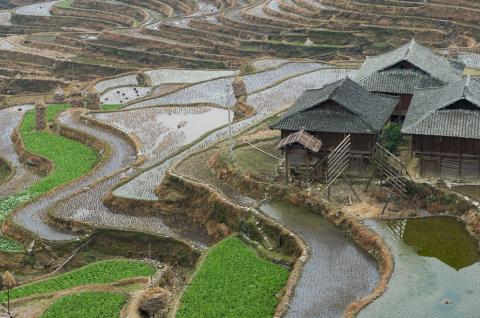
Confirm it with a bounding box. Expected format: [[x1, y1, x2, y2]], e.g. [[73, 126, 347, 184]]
[[91, 106, 232, 162], [1, 0, 480, 317], [104, 66, 349, 200], [0, 105, 39, 199], [0, 0, 477, 96], [15, 1, 59, 16]]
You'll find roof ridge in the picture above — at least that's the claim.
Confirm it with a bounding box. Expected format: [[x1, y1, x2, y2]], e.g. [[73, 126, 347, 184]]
[[464, 75, 471, 98], [336, 79, 381, 130]]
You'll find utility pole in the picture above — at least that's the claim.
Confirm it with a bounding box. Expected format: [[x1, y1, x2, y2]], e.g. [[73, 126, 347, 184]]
[[148, 243, 152, 285], [226, 81, 234, 157]]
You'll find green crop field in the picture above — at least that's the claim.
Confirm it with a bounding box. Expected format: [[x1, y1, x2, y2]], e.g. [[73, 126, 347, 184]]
[[0, 236, 24, 253], [0, 259, 154, 302], [40, 292, 127, 318], [177, 237, 289, 318], [20, 104, 99, 193]]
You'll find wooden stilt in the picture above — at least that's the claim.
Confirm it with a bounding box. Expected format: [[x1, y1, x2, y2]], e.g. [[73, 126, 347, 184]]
[[327, 185, 331, 201], [285, 152, 289, 184], [305, 148, 310, 183], [342, 174, 361, 202], [381, 195, 392, 215], [364, 166, 378, 192]]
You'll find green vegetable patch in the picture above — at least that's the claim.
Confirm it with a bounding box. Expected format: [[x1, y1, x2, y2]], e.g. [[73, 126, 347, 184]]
[[0, 236, 24, 253], [177, 237, 289, 318], [40, 292, 127, 318], [19, 104, 99, 193], [0, 259, 155, 302]]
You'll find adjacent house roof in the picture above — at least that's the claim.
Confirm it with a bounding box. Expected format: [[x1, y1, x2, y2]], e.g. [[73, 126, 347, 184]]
[[271, 78, 399, 134], [355, 40, 464, 94], [402, 76, 480, 139], [278, 129, 322, 152]]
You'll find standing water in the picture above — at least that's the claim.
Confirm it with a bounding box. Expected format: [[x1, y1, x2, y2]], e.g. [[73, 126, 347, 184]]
[[360, 217, 480, 318], [260, 201, 379, 318]]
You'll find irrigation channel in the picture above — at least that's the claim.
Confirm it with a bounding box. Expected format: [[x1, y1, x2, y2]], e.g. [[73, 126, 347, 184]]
[[260, 201, 379, 318], [360, 217, 480, 318]]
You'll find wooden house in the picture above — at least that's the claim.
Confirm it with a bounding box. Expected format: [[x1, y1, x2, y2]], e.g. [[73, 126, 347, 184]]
[[402, 76, 480, 180], [354, 40, 465, 120], [272, 78, 398, 178]]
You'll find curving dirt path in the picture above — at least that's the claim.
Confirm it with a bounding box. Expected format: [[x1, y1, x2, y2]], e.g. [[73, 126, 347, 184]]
[[0, 105, 40, 199]]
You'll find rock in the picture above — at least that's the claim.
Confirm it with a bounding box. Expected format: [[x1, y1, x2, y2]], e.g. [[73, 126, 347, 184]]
[[138, 287, 172, 317]]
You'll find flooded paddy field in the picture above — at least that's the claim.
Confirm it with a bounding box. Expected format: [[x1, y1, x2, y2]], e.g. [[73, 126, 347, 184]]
[[361, 217, 480, 318], [260, 201, 379, 318]]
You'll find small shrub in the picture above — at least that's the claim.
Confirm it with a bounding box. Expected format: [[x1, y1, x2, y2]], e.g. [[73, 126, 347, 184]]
[[380, 122, 405, 153]]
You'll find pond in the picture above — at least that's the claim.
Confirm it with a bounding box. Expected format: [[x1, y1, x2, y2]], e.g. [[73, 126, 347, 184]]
[[260, 201, 379, 318], [359, 217, 480, 318]]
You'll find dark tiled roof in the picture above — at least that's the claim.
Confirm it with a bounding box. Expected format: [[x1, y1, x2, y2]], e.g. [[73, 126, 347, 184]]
[[271, 78, 398, 134], [355, 40, 464, 94], [402, 76, 480, 139], [359, 68, 443, 94]]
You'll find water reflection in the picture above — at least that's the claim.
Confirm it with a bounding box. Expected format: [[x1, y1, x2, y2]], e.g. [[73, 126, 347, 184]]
[[360, 217, 480, 318], [385, 218, 479, 270]]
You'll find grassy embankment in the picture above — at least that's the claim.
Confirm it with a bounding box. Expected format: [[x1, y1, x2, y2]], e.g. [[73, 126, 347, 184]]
[[177, 237, 289, 318], [40, 292, 127, 318], [41, 291, 127, 318], [0, 259, 154, 302], [0, 104, 99, 252]]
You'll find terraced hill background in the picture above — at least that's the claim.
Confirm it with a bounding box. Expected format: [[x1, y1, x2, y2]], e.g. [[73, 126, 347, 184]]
[[0, 0, 479, 99]]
